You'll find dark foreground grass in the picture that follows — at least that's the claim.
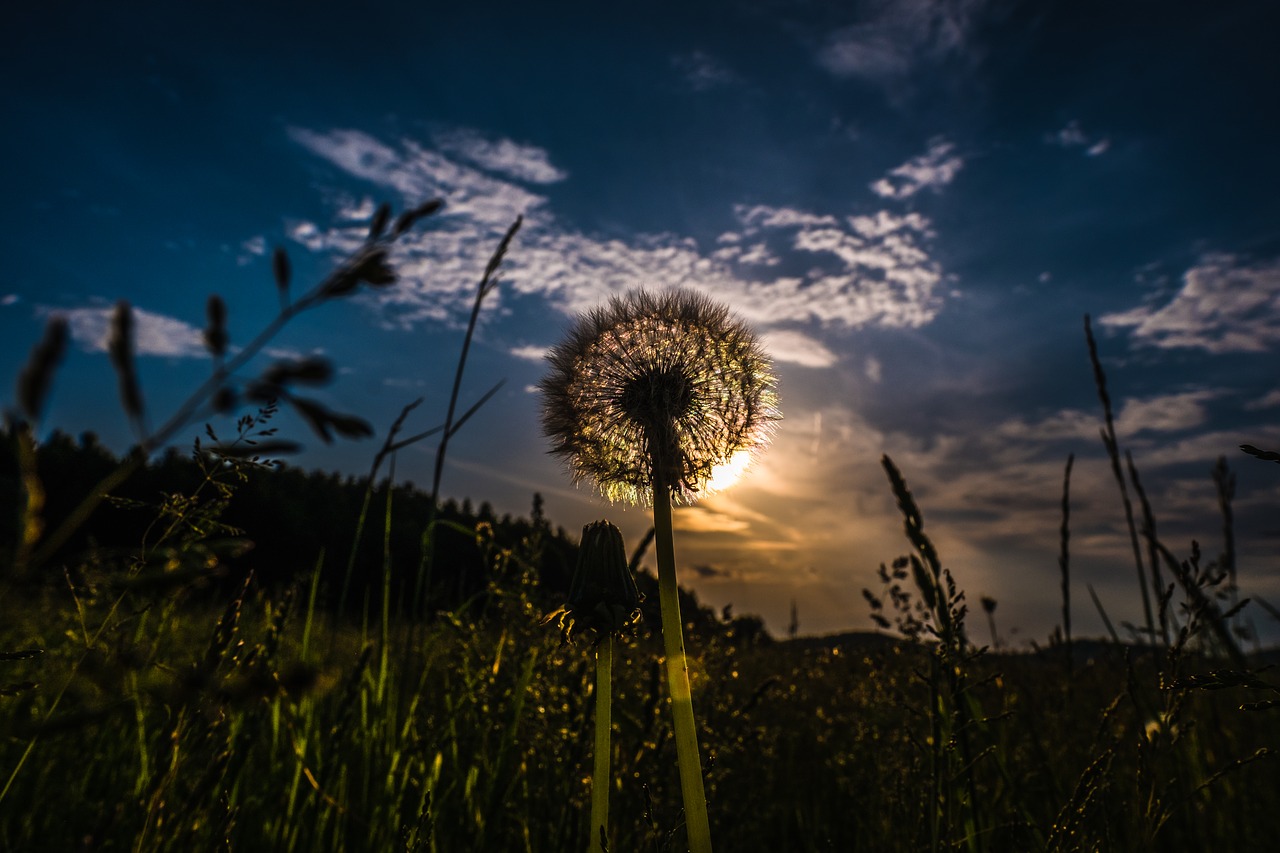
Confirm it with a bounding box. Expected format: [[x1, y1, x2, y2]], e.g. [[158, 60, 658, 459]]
[[1, 491, 1277, 852], [3, 373, 1279, 852]]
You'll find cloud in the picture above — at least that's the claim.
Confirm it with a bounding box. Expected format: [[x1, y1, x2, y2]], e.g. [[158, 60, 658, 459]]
[[288, 127, 545, 230], [995, 408, 1097, 443], [815, 0, 987, 82], [237, 234, 267, 266], [995, 391, 1218, 443], [869, 138, 964, 199], [1045, 120, 1111, 157], [41, 304, 314, 366], [1114, 391, 1217, 436], [1100, 253, 1280, 353], [431, 127, 568, 184], [55, 304, 207, 358], [729, 203, 945, 327], [737, 242, 781, 266], [509, 344, 549, 362], [678, 506, 752, 535], [337, 197, 378, 220], [672, 50, 737, 91], [761, 330, 838, 368], [1244, 389, 1280, 411], [736, 206, 840, 230], [286, 127, 951, 341], [2, 294, 19, 307]]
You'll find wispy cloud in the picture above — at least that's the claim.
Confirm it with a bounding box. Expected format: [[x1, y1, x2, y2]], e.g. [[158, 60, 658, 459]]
[[1100, 253, 1280, 353], [995, 390, 1219, 443], [43, 304, 315, 365], [285, 127, 952, 361], [994, 408, 1096, 443], [1114, 390, 1218, 436], [237, 234, 267, 266], [288, 127, 544, 230], [761, 330, 838, 368], [1045, 120, 1110, 156], [678, 506, 752, 535], [815, 0, 988, 82], [672, 50, 737, 91], [431, 127, 568, 184], [54, 304, 207, 358], [869, 138, 964, 199], [1244, 389, 1280, 411], [509, 344, 549, 362]]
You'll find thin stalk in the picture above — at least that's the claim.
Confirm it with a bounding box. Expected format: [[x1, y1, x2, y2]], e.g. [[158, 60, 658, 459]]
[[589, 635, 613, 853], [1212, 456, 1238, 613], [428, 217, 522, 511], [1084, 315, 1156, 644], [651, 473, 713, 853], [1125, 451, 1171, 646], [1059, 453, 1074, 675], [928, 655, 942, 853], [419, 216, 521, 615]]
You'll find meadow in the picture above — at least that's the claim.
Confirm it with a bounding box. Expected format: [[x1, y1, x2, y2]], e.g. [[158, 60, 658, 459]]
[[2, 203, 1277, 851]]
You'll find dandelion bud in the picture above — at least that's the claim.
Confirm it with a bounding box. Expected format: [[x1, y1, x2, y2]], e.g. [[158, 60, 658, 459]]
[[572, 521, 641, 620], [548, 520, 641, 642]]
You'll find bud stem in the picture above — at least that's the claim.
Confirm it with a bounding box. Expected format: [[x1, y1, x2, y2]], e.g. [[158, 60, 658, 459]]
[[589, 634, 613, 853], [652, 471, 713, 853]]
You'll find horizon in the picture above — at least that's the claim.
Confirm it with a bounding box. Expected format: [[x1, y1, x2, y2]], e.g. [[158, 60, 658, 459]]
[[4, 1, 1278, 645]]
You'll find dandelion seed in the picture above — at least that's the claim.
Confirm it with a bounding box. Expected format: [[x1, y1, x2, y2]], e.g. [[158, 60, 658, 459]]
[[539, 288, 778, 505]]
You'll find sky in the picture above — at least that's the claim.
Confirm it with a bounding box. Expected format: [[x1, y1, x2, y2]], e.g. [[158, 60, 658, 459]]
[[4, 0, 1279, 644]]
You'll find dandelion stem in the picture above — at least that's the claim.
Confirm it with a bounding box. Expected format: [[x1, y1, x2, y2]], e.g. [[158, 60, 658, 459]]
[[652, 473, 713, 853], [589, 635, 613, 853]]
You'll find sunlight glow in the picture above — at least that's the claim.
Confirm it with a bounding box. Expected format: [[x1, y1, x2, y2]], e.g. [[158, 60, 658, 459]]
[[706, 449, 755, 493]]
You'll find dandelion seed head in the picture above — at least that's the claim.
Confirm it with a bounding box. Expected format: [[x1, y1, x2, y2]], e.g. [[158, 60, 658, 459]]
[[539, 288, 779, 505]]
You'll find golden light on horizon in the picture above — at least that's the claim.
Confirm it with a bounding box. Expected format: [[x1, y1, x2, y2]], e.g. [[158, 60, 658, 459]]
[[706, 449, 755, 493]]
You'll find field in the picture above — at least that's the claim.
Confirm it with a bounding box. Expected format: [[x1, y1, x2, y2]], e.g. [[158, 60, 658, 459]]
[[3, 208, 1278, 852], [2, 428, 1278, 852]]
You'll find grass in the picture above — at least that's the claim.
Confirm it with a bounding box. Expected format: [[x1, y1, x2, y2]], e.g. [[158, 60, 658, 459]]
[[2, 213, 1279, 850], [3, 559, 1277, 851], [3, 423, 1277, 852]]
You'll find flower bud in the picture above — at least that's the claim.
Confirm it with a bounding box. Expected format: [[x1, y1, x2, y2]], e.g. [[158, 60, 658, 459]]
[[548, 520, 641, 642]]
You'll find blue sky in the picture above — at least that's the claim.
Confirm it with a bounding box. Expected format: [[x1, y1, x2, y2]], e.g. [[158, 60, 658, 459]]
[[4, 0, 1279, 642]]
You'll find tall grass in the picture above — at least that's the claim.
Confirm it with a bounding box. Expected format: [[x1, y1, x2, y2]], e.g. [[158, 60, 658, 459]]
[[1, 460, 1278, 850]]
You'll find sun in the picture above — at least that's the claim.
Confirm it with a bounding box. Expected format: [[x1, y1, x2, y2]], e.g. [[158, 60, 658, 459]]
[[706, 449, 755, 494]]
